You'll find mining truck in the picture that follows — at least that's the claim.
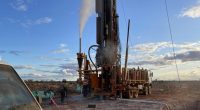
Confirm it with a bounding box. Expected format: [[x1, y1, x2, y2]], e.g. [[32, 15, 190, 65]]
[[77, 0, 153, 98]]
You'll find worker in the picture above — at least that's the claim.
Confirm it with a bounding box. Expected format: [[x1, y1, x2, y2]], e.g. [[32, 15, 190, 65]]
[[60, 79, 68, 104], [88, 76, 91, 96], [82, 76, 89, 97], [76, 78, 83, 94]]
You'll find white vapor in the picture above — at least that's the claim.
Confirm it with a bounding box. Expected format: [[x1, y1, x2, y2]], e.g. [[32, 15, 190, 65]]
[[79, 0, 95, 38]]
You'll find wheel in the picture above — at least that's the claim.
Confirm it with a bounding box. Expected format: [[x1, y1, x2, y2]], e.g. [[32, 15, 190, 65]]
[[144, 86, 148, 95], [148, 86, 152, 95], [128, 90, 133, 98]]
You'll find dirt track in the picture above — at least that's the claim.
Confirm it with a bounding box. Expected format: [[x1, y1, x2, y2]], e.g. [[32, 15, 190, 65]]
[[29, 81, 200, 110]]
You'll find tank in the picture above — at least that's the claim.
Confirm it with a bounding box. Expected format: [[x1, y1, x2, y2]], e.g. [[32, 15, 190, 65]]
[[122, 67, 153, 98]]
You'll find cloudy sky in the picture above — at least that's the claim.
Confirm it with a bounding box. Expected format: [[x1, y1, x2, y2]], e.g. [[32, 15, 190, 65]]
[[0, 0, 200, 81]]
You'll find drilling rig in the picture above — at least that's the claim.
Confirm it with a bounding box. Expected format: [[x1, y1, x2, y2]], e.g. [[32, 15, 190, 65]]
[[77, 0, 153, 98]]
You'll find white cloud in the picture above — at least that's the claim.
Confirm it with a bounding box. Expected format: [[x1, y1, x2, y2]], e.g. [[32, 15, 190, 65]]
[[9, 57, 78, 81], [130, 42, 171, 53], [125, 54, 158, 62], [39, 64, 58, 67], [38, 56, 67, 61], [11, 41, 200, 81], [30, 73, 43, 77], [0, 50, 26, 56], [52, 48, 69, 54], [128, 41, 200, 67], [61, 69, 74, 76], [20, 73, 78, 81], [174, 41, 200, 52], [164, 50, 200, 62], [20, 73, 46, 79], [60, 43, 67, 48], [35, 17, 52, 24], [10, 0, 28, 11], [32, 68, 77, 77], [130, 41, 200, 54], [13, 65, 33, 69], [27, 73, 44, 77], [51, 43, 69, 54], [181, 4, 200, 18], [9, 50, 26, 56], [153, 62, 200, 80], [21, 17, 52, 27]]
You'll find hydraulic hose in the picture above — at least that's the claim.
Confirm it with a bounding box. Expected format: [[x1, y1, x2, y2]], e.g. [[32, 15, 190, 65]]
[[88, 45, 99, 70]]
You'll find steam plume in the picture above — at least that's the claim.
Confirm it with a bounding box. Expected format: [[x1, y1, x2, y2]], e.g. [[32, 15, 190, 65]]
[[79, 0, 95, 38]]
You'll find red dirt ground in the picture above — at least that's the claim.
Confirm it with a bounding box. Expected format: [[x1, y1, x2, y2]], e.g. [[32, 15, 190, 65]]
[[26, 81, 200, 110]]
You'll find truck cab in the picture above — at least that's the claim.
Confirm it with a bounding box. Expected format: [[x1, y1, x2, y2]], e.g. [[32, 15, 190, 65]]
[[0, 64, 42, 110]]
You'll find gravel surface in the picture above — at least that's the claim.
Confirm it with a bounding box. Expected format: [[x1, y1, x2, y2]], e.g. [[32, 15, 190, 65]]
[[37, 81, 200, 110]]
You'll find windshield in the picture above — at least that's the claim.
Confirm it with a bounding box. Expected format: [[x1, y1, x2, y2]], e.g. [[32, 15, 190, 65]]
[[0, 65, 41, 110]]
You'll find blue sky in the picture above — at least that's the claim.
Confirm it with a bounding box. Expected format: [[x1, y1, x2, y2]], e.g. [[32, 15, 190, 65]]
[[0, 0, 200, 81]]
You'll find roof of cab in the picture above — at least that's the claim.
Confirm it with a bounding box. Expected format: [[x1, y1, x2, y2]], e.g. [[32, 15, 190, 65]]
[[0, 64, 13, 68]]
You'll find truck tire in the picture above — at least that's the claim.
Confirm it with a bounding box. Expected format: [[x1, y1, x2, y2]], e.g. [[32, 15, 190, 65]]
[[148, 86, 152, 95], [144, 86, 148, 95]]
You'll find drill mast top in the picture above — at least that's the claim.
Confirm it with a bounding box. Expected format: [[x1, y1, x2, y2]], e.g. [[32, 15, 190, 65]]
[[96, 0, 121, 68]]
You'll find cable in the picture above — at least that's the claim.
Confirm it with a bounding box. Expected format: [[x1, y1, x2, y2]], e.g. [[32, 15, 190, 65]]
[[164, 0, 181, 87], [91, 48, 97, 51], [88, 45, 99, 69]]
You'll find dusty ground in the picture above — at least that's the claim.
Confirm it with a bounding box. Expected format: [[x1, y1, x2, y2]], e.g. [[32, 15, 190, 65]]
[[27, 81, 200, 110], [140, 81, 200, 110]]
